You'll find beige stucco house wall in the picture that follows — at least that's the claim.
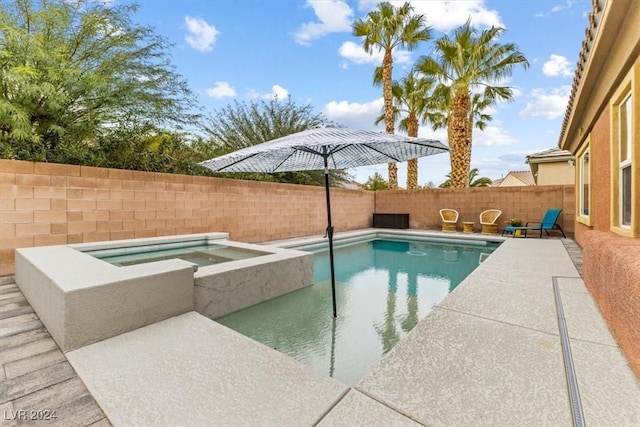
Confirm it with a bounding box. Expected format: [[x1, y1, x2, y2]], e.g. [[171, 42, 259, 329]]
[[535, 162, 575, 185], [557, 0, 640, 379], [526, 148, 575, 185]]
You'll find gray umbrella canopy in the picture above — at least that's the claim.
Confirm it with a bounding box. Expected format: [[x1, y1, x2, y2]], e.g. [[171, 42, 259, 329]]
[[199, 127, 448, 318], [199, 127, 448, 173]]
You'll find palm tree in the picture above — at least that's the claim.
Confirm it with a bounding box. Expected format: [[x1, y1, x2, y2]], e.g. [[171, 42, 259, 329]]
[[374, 69, 437, 189], [416, 19, 528, 188], [468, 168, 492, 187], [353, 1, 431, 189], [439, 168, 492, 188]]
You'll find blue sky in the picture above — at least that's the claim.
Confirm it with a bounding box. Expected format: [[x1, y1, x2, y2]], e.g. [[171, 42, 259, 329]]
[[128, 0, 591, 186]]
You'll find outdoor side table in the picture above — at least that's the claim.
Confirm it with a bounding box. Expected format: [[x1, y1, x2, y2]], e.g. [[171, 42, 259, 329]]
[[463, 222, 475, 233]]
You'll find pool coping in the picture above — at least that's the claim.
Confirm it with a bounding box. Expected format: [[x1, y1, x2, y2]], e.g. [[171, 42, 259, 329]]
[[260, 227, 506, 250], [6, 230, 640, 425]]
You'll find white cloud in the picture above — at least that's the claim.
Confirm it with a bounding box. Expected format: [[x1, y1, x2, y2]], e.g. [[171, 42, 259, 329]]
[[246, 89, 261, 100], [542, 54, 573, 77], [294, 0, 353, 45], [184, 16, 219, 52], [323, 98, 384, 128], [245, 85, 290, 100], [417, 125, 447, 141], [519, 86, 571, 120], [357, 0, 503, 32], [510, 87, 524, 98], [270, 85, 290, 99], [473, 123, 517, 146], [535, 1, 577, 17], [471, 152, 530, 179], [338, 41, 411, 65], [205, 81, 236, 99]]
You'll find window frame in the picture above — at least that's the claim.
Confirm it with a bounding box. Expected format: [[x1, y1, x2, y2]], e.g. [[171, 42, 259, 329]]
[[619, 93, 632, 228], [576, 142, 591, 226], [610, 64, 638, 237]]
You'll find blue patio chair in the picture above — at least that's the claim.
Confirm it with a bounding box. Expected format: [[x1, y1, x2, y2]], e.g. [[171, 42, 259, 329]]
[[502, 209, 566, 238]]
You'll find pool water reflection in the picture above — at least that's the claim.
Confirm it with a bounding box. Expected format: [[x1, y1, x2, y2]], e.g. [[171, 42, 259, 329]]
[[215, 239, 497, 386]]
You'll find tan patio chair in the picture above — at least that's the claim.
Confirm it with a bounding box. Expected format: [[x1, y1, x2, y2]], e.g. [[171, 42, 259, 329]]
[[480, 209, 502, 234], [439, 209, 459, 232]]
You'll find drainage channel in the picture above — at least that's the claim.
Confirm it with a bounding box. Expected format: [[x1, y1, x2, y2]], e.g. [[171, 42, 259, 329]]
[[552, 276, 585, 427]]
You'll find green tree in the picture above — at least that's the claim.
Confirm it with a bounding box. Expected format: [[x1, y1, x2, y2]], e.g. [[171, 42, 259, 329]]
[[439, 168, 492, 188], [416, 19, 528, 188], [374, 68, 437, 189], [200, 98, 348, 186], [95, 125, 207, 175], [353, 1, 431, 190], [419, 180, 437, 189], [0, 0, 198, 161], [363, 172, 389, 191]]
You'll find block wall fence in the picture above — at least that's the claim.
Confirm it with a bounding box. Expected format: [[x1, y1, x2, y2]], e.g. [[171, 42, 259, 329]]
[[376, 185, 575, 234], [0, 159, 574, 275], [0, 160, 374, 275]]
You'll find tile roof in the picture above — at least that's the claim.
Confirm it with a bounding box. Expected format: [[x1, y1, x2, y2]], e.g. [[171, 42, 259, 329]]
[[508, 170, 536, 186], [558, 0, 606, 146], [490, 177, 504, 187], [527, 148, 573, 160], [491, 170, 536, 187]]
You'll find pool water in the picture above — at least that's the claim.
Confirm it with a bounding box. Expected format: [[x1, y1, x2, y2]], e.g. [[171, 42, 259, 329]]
[[89, 243, 268, 267], [216, 238, 497, 386]]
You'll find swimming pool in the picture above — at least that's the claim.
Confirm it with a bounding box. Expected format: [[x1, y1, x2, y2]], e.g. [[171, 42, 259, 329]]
[[216, 237, 499, 386]]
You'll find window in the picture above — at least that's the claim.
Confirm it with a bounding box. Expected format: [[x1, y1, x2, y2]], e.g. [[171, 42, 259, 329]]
[[579, 148, 590, 218], [619, 94, 632, 227], [610, 63, 637, 236]]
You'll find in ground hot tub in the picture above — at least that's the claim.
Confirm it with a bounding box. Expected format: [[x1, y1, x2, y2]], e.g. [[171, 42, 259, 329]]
[[85, 240, 270, 267], [15, 233, 313, 351]]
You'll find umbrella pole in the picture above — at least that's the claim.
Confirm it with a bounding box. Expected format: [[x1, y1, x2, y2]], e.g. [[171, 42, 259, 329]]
[[323, 158, 338, 318]]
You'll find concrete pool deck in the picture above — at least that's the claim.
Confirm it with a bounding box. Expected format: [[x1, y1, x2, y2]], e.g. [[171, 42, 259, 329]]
[[2, 230, 639, 426]]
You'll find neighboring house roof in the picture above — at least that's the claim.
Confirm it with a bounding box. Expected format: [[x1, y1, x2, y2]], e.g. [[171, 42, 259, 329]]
[[526, 148, 574, 163], [526, 148, 574, 184], [509, 171, 536, 186], [490, 177, 504, 187], [491, 171, 535, 187]]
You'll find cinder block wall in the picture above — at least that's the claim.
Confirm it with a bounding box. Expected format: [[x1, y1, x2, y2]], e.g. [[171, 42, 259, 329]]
[[375, 185, 575, 234], [0, 159, 575, 276], [0, 160, 374, 275]]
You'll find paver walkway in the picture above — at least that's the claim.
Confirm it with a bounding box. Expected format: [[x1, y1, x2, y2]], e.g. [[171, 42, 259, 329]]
[[561, 238, 583, 274], [0, 276, 109, 427]]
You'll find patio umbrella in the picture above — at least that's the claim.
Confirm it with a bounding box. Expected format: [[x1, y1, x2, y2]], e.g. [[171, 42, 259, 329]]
[[199, 127, 448, 317]]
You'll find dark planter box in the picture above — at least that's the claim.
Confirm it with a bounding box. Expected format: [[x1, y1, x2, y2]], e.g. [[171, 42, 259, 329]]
[[373, 213, 410, 229]]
